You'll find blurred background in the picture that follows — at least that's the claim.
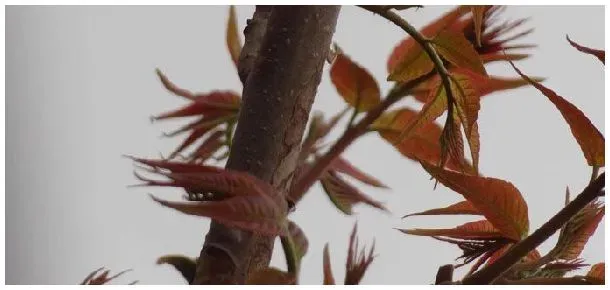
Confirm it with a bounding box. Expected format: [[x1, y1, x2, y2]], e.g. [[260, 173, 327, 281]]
[[5, 5, 605, 284]]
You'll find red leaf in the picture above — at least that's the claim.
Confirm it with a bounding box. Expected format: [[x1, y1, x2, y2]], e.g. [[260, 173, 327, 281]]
[[153, 91, 240, 120], [319, 171, 387, 215], [566, 35, 605, 64], [189, 130, 224, 162], [403, 200, 481, 218], [150, 194, 287, 236], [344, 223, 376, 285], [432, 30, 487, 76], [552, 202, 604, 260], [510, 61, 605, 167], [470, 6, 489, 47], [587, 263, 605, 282], [331, 157, 388, 188], [323, 244, 335, 285], [421, 163, 529, 241], [330, 53, 381, 112], [398, 219, 505, 239]]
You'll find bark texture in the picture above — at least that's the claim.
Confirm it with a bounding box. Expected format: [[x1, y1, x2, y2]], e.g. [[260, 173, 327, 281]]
[[192, 6, 341, 284]]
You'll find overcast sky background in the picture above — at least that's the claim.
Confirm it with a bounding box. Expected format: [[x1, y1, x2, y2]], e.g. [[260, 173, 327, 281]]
[[5, 5, 605, 285]]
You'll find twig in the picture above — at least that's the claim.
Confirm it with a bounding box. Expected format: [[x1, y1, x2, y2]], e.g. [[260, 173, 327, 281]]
[[462, 173, 605, 284]]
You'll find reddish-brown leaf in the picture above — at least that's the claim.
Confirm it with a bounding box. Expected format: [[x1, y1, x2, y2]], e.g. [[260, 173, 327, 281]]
[[246, 267, 296, 285], [587, 263, 605, 282], [421, 163, 529, 241], [319, 171, 387, 215], [510, 61, 605, 167], [374, 108, 474, 173], [153, 91, 241, 121], [440, 109, 467, 171], [480, 52, 530, 63], [398, 219, 504, 239], [387, 42, 434, 83], [156, 68, 196, 100], [552, 203, 604, 260], [396, 80, 448, 142], [345, 224, 376, 285], [403, 200, 482, 218], [226, 5, 242, 68], [331, 157, 388, 188], [80, 267, 134, 285], [432, 30, 487, 76], [387, 6, 470, 72], [566, 35, 605, 64], [150, 194, 287, 236], [189, 130, 225, 162], [156, 255, 197, 284], [323, 244, 335, 285], [330, 53, 381, 112]]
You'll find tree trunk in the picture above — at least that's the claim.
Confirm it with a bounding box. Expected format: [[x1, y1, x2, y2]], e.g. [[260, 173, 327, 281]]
[[192, 6, 341, 284]]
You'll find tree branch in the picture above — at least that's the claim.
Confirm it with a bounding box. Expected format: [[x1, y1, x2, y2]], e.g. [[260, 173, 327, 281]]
[[462, 173, 605, 284], [193, 6, 341, 284], [237, 5, 272, 84]]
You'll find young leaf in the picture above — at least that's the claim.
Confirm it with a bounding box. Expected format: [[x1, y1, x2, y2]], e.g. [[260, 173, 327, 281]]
[[149, 194, 287, 236], [226, 5, 242, 67], [246, 267, 296, 285], [387, 6, 469, 72], [80, 267, 134, 285], [345, 223, 376, 285], [396, 81, 448, 142], [440, 109, 466, 171], [156, 255, 197, 284], [281, 220, 309, 275], [470, 6, 488, 47], [432, 30, 487, 76], [323, 244, 335, 285], [421, 163, 529, 241], [331, 157, 388, 188], [330, 53, 381, 112], [566, 35, 605, 64], [480, 52, 530, 63], [188, 130, 225, 162], [510, 61, 605, 167], [152, 91, 241, 121], [551, 203, 604, 260], [587, 263, 605, 282], [387, 42, 435, 83], [374, 108, 474, 173], [398, 219, 505, 239], [403, 200, 482, 218], [319, 171, 387, 215]]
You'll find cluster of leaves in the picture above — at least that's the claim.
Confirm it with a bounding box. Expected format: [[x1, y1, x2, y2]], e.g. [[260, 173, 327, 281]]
[[83, 5, 604, 284]]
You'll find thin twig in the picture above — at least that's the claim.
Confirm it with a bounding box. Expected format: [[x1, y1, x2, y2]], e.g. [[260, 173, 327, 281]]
[[462, 173, 605, 284]]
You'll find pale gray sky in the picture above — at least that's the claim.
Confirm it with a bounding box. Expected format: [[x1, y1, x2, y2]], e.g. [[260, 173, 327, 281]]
[[5, 5, 605, 285]]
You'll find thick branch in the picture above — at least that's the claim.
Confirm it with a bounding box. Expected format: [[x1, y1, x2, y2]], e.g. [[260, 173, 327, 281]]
[[193, 6, 341, 284], [237, 5, 272, 84], [462, 173, 605, 284]]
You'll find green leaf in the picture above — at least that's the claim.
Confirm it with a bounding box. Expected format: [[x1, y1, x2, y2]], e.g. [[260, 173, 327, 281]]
[[432, 30, 487, 76]]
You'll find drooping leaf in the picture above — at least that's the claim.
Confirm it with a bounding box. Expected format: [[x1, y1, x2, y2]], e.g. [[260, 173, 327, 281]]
[[189, 130, 225, 163], [566, 35, 605, 64], [374, 108, 474, 173], [331, 157, 388, 188], [510, 61, 605, 167], [440, 109, 466, 171], [156, 255, 197, 284], [156, 68, 196, 100], [149, 194, 287, 236], [421, 163, 529, 241], [319, 171, 387, 215], [226, 5, 242, 67], [153, 91, 241, 121], [587, 263, 605, 282], [387, 42, 435, 83], [432, 30, 487, 76], [330, 53, 381, 112], [246, 267, 296, 285], [551, 202, 604, 260], [398, 219, 504, 239], [396, 81, 448, 142], [403, 200, 481, 218], [345, 223, 376, 285], [169, 127, 218, 159], [387, 6, 470, 72], [323, 244, 335, 285]]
